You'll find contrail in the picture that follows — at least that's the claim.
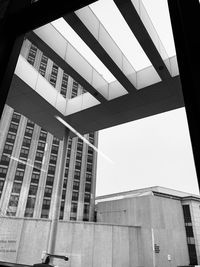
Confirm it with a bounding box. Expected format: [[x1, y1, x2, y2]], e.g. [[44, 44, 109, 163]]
[[8, 155, 47, 172], [55, 116, 114, 164]]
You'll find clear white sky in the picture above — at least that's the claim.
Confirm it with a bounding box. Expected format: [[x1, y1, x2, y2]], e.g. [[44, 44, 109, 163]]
[[96, 107, 199, 196]]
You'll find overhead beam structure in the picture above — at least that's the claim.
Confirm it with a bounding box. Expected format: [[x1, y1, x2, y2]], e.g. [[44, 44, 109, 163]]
[[114, 0, 171, 81], [64, 10, 137, 93]]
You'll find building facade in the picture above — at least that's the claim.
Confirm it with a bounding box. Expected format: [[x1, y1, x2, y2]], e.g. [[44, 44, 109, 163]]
[[96, 186, 200, 266], [0, 38, 98, 222]]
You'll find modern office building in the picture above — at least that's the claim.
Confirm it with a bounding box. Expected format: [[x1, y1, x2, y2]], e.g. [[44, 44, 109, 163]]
[[0, 38, 98, 222], [96, 186, 200, 266]]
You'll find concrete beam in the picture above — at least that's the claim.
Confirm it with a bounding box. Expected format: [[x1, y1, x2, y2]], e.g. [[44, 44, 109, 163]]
[[114, 0, 171, 80], [64, 12, 137, 93]]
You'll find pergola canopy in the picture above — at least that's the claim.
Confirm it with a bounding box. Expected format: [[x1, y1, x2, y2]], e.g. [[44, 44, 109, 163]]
[[6, 0, 183, 139]]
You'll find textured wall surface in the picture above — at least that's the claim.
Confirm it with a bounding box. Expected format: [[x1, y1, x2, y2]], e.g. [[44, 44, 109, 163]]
[[0, 217, 144, 267]]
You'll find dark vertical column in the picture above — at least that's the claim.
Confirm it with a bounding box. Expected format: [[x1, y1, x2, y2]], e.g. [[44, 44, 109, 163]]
[[0, 0, 25, 117], [167, 0, 200, 189]]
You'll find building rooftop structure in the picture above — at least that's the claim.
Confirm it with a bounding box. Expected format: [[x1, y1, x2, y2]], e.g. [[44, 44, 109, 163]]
[[96, 185, 200, 203]]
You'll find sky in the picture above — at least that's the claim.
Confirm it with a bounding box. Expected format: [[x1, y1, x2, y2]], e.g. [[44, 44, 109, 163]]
[[53, 0, 200, 196], [96, 107, 199, 196]]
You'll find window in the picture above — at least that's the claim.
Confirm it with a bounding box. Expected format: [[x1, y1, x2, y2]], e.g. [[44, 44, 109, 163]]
[[72, 192, 79, 201], [26, 119, 34, 128], [59, 201, 65, 219], [71, 203, 77, 213], [22, 137, 31, 147], [12, 113, 21, 123], [33, 162, 41, 172], [76, 152, 82, 161], [49, 155, 57, 165], [46, 176, 54, 186], [86, 164, 93, 173], [15, 170, 24, 181], [73, 181, 79, 191], [64, 168, 68, 177], [53, 137, 59, 145], [37, 141, 45, 151], [3, 144, 13, 154], [27, 44, 37, 65], [188, 244, 198, 265], [51, 145, 58, 154], [63, 178, 67, 189], [31, 173, 40, 184], [24, 197, 36, 217], [8, 195, 19, 207], [12, 182, 22, 194], [75, 161, 81, 169], [20, 148, 29, 158], [48, 165, 55, 175], [87, 154, 93, 163], [86, 173, 92, 182], [186, 226, 194, 237], [84, 193, 90, 203], [7, 133, 16, 143], [39, 55, 48, 76], [183, 205, 192, 223], [35, 152, 43, 161], [77, 143, 83, 151], [39, 131, 47, 141], [85, 183, 91, 193], [28, 185, 38, 196], [0, 154, 10, 165], [9, 123, 18, 133], [41, 199, 51, 218], [25, 127, 33, 137], [0, 167, 7, 178], [17, 161, 26, 170], [62, 189, 66, 200], [0, 180, 5, 191], [44, 187, 52, 198]]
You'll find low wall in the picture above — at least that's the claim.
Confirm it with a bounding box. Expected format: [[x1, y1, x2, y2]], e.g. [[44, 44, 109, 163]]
[[0, 217, 147, 267]]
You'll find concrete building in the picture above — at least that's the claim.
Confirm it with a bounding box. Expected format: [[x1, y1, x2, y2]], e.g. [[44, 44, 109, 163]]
[[0, 38, 98, 222], [96, 186, 200, 266]]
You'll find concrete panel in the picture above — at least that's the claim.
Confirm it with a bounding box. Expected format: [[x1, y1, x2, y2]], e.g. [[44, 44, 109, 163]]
[[16, 219, 51, 264], [0, 217, 24, 262], [93, 224, 112, 267], [112, 226, 130, 267]]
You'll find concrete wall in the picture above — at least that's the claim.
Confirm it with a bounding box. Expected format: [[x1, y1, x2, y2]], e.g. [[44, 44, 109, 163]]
[[96, 194, 190, 267], [0, 217, 147, 267]]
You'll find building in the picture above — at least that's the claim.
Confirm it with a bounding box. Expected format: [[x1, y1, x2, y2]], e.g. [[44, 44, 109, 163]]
[[96, 186, 200, 266], [0, 38, 98, 222]]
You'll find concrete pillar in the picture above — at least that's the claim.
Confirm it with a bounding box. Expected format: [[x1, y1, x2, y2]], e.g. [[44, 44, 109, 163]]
[[89, 131, 98, 221], [48, 128, 69, 259], [63, 138, 77, 220], [0, 116, 27, 213], [20, 39, 31, 59], [16, 123, 41, 217], [49, 138, 64, 219], [0, 105, 13, 157], [34, 132, 53, 218], [33, 49, 42, 71], [66, 76, 73, 99], [55, 68, 63, 92], [77, 136, 88, 221], [44, 58, 53, 82]]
